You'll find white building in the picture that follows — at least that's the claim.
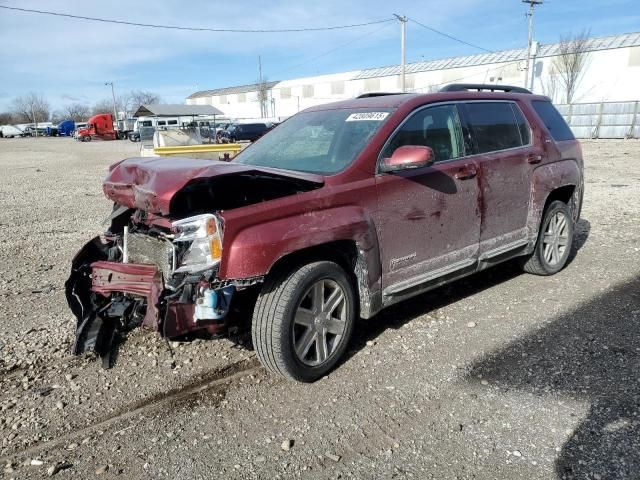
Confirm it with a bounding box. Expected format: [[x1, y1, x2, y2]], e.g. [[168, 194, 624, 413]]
[[186, 31, 640, 120]]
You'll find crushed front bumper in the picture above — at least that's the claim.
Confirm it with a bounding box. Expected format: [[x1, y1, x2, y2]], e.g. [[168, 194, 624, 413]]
[[66, 236, 232, 367]]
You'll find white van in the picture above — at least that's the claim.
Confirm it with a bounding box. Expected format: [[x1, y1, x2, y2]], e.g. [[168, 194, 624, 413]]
[[1, 125, 25, 138]]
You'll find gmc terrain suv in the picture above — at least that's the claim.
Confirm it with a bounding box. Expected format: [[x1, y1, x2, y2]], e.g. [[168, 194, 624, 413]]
[[66, 84, 584, 381]]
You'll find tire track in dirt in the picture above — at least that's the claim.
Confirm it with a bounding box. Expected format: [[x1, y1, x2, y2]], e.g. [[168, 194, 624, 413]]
[[0, 358, 261, 463]]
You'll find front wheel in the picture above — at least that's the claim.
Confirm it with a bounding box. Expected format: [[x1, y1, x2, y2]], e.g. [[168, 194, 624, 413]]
[[252, 261, 356, 382], [520, 200, 574, 275]]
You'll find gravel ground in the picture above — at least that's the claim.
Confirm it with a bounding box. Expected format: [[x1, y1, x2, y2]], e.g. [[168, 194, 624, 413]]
[[0, 137, 638, 479]]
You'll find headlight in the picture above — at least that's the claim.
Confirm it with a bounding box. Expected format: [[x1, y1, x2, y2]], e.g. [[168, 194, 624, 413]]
[[171, 214, 223, 273]]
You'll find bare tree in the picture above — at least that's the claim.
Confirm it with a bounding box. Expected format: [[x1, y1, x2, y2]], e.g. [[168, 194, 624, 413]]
[[11, 92, 50, 123], [553, 30, 591, 104], [62, 103, 91, 122], [92, 98, 126, 116], [540, 64, 559, 103], [0, 112, 15, 125], [256, 79, 270, 118], [123, 90, 162, 117], [127, 90, 161, 106]]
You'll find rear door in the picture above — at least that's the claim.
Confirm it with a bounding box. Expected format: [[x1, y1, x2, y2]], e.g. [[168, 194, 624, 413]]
[[461, 101, 540, 259], [375, 103, 481, 292]]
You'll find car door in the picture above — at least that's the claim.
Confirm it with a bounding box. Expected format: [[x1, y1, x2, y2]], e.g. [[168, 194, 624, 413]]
[[461, 101, 540, 259], [375, 103, 481, 294]]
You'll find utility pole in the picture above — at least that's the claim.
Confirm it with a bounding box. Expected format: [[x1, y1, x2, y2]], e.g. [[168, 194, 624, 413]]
[[105, 81, 118, 122], [523, 0, 543, 90], [258, 55, 265, 118], [393, 14, 407, 92], [31, 104, 37, 138]]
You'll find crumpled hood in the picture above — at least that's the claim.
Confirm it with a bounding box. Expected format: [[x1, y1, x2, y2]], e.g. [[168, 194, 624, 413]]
[[103, 157, 324, 215]]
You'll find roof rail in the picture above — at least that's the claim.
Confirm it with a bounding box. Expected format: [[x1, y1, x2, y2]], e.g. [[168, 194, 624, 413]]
[[356, 92, 407, 99], [440, 83, 532, 94]]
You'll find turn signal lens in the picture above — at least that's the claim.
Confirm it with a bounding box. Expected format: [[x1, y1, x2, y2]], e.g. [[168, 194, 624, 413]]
[[210, 237, 223, 260]]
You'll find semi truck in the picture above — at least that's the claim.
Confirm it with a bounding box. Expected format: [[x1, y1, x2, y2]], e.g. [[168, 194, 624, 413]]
[[57, 119, 76, 136], [76, 113, 135, 142]]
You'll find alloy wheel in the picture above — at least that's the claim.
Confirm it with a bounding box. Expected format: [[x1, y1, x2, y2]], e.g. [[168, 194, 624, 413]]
[[293, 279, 347, 366], [542, 211, 570, 266]]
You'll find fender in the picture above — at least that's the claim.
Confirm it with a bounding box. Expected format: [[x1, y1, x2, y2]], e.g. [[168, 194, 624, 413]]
[[219, 205, 383, 318], [526, 159, 582, 239]]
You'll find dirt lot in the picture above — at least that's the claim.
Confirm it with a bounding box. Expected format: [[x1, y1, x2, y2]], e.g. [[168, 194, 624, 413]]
[[0, 137, 638, 479]]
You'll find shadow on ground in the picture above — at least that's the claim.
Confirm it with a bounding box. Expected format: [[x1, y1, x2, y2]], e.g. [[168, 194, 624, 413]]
[[466, 274, 640, 479]]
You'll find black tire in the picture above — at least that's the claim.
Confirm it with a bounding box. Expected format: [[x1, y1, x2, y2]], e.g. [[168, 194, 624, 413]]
[[520, 200, 574, 275], [252, 261, 356, 382]]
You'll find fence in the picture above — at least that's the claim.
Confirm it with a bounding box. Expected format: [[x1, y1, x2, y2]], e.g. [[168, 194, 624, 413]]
[[556, 101, 640, 139]]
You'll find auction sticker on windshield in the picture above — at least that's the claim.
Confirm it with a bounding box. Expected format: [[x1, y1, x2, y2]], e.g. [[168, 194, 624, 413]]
[[345, 112, 389, 122]]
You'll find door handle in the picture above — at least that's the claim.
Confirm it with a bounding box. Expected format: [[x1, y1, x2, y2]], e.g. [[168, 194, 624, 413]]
[[455, 164, 477, 180], [527, 154, 543, 164]]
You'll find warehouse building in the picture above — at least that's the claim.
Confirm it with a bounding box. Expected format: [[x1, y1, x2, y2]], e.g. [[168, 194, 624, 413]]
[[186, 31, 640, 130]]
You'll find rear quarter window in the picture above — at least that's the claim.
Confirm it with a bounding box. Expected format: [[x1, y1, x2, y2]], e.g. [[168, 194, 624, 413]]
[[531, 100, 575, 141], [465, 102, 525, 153]]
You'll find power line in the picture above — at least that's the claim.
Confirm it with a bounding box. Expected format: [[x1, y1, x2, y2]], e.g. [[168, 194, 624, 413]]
[[408, 18, 492, 53], [0, 5, 394, 33], [268, 22, 394, 79]]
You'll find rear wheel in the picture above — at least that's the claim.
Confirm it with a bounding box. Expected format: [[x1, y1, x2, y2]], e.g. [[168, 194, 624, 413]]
[[520, 200, 574, 275], [252, 261, 356, 382]]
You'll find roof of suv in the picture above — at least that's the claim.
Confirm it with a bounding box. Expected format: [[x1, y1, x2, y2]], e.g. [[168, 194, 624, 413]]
[[306, 91, 551, 112]]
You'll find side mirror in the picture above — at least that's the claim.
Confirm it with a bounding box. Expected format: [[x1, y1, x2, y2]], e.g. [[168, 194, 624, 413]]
[[381, 145, 435, 172]]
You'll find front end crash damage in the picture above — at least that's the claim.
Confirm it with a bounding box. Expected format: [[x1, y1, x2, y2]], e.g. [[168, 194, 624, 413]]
[[66, 157, 323, 367], [65, 214, 250, 368]]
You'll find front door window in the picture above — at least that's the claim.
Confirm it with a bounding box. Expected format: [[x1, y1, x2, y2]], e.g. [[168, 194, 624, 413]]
[[381, 104, 466, 163]]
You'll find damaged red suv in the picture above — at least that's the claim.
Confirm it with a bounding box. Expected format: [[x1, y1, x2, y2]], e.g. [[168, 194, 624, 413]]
[[66, 84, 584, 381]]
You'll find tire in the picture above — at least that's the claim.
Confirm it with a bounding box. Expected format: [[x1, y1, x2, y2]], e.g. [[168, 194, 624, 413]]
[[252, 261, 356, 382], [84, 135, 91, 142], [520, 200, 574, 275]]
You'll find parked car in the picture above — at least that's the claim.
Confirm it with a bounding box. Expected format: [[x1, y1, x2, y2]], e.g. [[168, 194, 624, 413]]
[[219, 122, 273, 142], [128, 131, 140, 142], [0, 125, 25, 138], [66, 84, 584, 381], [23, 126, 48, 137]]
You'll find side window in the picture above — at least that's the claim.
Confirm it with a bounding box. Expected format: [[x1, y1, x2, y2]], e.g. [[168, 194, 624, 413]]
[[465, 102, 524, 153], [511, 104, 531, 145], [382, 104, 465, 163], [531, 100, 575, 141]]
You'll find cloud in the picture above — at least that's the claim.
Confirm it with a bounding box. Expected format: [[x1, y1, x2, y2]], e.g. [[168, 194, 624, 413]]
[[0, 0, 521, 110], [60, 93, 89, 102]]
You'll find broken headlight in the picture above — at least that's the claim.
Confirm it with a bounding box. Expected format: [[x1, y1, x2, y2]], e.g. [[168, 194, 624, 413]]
[[171, 214, 223, 273]]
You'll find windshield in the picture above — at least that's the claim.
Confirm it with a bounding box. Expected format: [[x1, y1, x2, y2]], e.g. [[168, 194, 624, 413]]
[[234, 108, 393, 174]]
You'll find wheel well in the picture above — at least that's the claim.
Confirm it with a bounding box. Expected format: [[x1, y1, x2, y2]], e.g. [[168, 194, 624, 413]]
[[545, 185, 575, 209], [268, 241, 358, 279], [266, 240, 362, 314]]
